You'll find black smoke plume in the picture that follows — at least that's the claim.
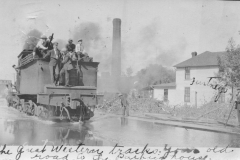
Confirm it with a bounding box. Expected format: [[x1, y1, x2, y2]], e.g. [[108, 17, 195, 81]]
[[23, 29, 42, 50], [72, 22, 111, 71], [54, 39, 66, 51]]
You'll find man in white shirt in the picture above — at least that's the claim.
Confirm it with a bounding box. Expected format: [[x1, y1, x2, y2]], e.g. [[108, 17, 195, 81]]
[[43, 42, 61, 85], [33, 35, 48, 58], [75, 39, 85, 59]]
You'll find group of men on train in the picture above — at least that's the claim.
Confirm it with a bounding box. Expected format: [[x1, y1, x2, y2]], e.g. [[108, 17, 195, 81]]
[[32, 35, 87, 86]]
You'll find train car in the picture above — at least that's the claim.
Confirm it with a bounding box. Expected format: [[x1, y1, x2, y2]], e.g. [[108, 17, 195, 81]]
[[10, 49, 101, 122]]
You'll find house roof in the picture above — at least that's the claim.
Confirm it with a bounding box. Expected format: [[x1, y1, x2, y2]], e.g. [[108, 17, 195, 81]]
[[152, 82, 176, 87], [140, 86, 153, 91], [141, 82, 176, 90], [174, 51, 226, 68], [151, 82, 176, 89]]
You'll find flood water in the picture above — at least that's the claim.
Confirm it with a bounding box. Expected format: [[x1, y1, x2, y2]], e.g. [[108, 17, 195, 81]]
[[0, 101, 240, 147]]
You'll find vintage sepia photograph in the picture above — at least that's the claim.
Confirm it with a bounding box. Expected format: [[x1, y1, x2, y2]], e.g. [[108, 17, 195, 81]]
[[0, 0, 240, 159]]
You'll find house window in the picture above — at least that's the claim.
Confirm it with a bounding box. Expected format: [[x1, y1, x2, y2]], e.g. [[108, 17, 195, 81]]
[[185, 67, 190, 80], [184, 87, 190, 102], [164, 89, 168, 101]]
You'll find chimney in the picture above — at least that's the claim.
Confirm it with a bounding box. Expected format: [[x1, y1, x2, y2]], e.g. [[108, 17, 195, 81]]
[[191, 52, 197, 57], [111, 18, 121, 90]]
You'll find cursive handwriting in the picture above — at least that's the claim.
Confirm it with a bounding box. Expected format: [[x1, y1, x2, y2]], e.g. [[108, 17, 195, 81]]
[[31, 154, 69, 160], [16, 145, 24, 160], [190, 77, 228, 102], [190, 77, 228, 93], [0, 143, 236, 160], [51, 143, 103, 155], [207, 145, 234, 154], [0, 144, 12, 155], [109, 144, 206, 160]]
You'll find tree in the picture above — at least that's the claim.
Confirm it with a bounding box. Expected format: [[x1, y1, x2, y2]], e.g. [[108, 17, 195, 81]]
[[218, 38, 240, 93], [218, 37, 240, 126], [135, 64, 175, 89]]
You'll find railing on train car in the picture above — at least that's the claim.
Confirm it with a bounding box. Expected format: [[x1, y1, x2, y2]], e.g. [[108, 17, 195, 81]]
[[19, 53, 34, 67], [18, 51, 94, 68]]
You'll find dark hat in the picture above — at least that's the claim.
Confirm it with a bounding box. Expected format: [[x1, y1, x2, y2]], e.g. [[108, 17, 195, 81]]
[[53, 42, 58, 46], [78, 39, 82, 42], [68, 39, 73, 42]]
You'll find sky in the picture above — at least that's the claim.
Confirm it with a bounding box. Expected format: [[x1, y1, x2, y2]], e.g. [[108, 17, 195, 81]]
[[1, 0, 240, 82]]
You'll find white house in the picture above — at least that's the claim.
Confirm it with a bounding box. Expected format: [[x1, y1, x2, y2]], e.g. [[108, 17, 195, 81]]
[[152, 51, 229, 107], [152, 82, 176, 103]]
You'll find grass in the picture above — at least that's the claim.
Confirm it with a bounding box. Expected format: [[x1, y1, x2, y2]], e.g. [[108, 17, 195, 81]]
[[98, 97, 240, 126]]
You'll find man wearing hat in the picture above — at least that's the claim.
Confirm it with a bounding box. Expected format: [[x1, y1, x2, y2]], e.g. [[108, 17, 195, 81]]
[[66, 39, 78, 61], [75, 39, 85, 58], [66, 39, 76, 52], [59, 48, 74, 87], [43, 42, 61, 86], [33, 35, 48, 58], [118, 93, 130, 117]]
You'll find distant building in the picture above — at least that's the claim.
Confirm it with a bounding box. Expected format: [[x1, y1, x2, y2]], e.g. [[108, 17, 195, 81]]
[[0, 80, 12, 97], [140, 86, 153, 98], [152, 82, 176, 103], [151, 51, 229, 107]]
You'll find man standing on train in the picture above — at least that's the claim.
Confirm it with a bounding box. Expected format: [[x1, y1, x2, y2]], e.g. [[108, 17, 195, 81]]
[[33, 35, 48, 58], [66, 39, 76, 52], [46, 35, 54, 50], [66, 39, 78, 61], [43, 42, 61, 86], [75, 39, 85, 59], [59, 48, 74, 87]]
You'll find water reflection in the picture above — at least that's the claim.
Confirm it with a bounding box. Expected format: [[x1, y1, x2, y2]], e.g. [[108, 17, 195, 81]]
[[91, 116, 240, 147], [1, 119, 103, 146], [1, 109, 240, 147]]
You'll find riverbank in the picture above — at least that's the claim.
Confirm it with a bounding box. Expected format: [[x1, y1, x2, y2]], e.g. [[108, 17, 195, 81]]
[[97, 97, 240, 127]]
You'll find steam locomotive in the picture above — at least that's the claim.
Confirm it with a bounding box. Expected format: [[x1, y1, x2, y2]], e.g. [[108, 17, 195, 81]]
[[8, 49, 102, 122]]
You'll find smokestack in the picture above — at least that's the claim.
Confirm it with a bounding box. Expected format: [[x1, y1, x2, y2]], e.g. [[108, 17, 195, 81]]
[[191, 52, 197, 57], [111, 18, 121, 90]]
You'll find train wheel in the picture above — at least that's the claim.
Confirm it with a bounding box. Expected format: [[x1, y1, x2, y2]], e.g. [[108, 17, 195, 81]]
[[27, 100, 34, 115], [17, 104, 23, 112], [24, 102, 31, 115], [37, 107, 49, 120], [36, 105, 43, 117], [34, 105, 39, 116], [23, 102, 29, 114], [42, 108, 50, 120], [12, 101, 17, 109]]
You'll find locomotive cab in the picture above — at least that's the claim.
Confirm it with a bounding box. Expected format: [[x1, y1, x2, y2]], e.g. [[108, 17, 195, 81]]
[[12, 49, 100, 122]]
